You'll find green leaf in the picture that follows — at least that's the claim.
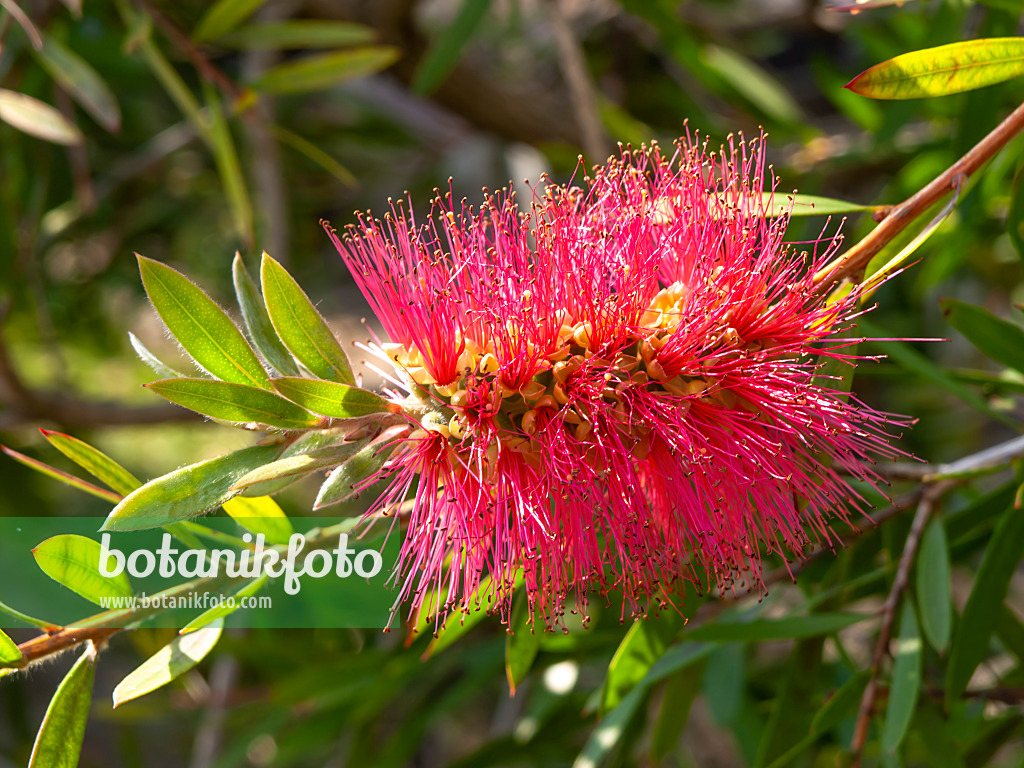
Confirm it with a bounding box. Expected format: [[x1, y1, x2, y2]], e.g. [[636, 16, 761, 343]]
[[771, 192, 876, 217], [649, 660, 706, 761], [254, 47, 400, 94], [704, 45, 803, 125], [505, 590, 540, 695], [0, 599, 61, 631], [112, 619, 223, 707], [218, 20, 376, 50], [810, 670, 871, 734], [40, 430, 141, 496], [128, 332, 188, 378], [28, 643, 97, 768], [995, 605, 1024, 666], [412, 0, 492, 94], [947, 500, 1024, 703], [261, 253, 355, 384], [0, 88, 83, 145], [146, 378, 320, 430], [138, 256, 270, 389], [1009, 167, 1024, 265], [33, 534, 133, 605], [193, 0, 268, 42], [34, 36, 121, 132], [2, 445, 122, 504], [221, 495, 293, 546], [601, 615, 682, 714], [846, 38, 1024, 100], [102, 443, 283, 531], [231, 254, 299, 376], [682, 613, 867, 643], [0, 629, 22, 666], [179, 576, 268, 633], [272, 377, 391, 419], [916, 517, 952, 653], [940, 298, 1024, 375], [266, 123, 356, 186], [229, 440, 368, 492], [203, 84, 253, 246], [882, 601, 922, 755], [314, 442, 393, 509]]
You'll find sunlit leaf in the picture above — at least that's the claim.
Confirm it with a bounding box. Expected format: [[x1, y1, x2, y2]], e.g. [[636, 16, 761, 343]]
[[0, 629, 21, 666], [193, 0, 268, 42], [128, 332, 189, 379], [28, 643, 96, 768], [138, 256, 271, 389], [179, 576, 268, 633], [882, 601, 922, 754], [412, 0, 492, 94], [272, 377, 391, 419], [40, 430, 140, 496], [314, 442, 393, 509], [254, 47, 400, 94], [916, 518, 952, 653], [601, 615, 681, 714], [230, 440, 367, 492], [947, 498, 1024, 704], [146, 378, 319, 429], [33, 534, 133, 606], [222, 495, 293, 545], [940, 298, 1024, 375], [0, 89, 83, 145], [102, 443, 283, 531], [846, 38, 1024, 100], [232, 255, 299, 376], [112, 620, 223, 707], [261, 253, 355, 384], [218, 20, 375, 50], [34, 36, 121, 132], [2, 445, 122, 504]]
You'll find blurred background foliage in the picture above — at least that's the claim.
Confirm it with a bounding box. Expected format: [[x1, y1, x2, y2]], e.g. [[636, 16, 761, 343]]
[[4, 0, 1024, 766]]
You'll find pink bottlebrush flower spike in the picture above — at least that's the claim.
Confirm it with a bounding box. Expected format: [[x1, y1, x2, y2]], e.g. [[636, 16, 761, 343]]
[[326, 133, 908, 630]]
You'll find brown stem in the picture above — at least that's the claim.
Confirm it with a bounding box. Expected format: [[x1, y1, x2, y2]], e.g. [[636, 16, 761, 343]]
[[815, 98, 1024, 289], [849, 480, 954, 767]]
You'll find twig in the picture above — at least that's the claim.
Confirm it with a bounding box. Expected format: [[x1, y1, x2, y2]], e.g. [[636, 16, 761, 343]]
[[189, 654, 237, 768], [849, 480, 955, 767], [541, 0, 608, 162], [815, 98, 1024, 289], [869, 433, 1024, 482]]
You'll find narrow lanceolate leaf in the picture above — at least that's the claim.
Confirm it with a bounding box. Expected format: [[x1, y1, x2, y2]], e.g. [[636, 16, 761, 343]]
[[770, 192, 875, 217], [947, 501, 1024, 703], [0, 599, 61, 631], [102, 444, 283, 531], [232, 255, 299, 376], [34, 37, 121, 132], [33, 534, 133, 605], [846, 38, 1024, 100], [412, 0, 492, 94], [882, 602, 922, 754], [254, 47, 399, 94], [2, 446, 122, 504], [218, 20, 376, 50], [916, 517, 952, 653], [505, 590, 540, 696], [146, 378, 320, 430], [272, 377, 390, 419], [40, 430, 140, 496], [203, 84, 253, 246], [602, 615, 682, 714], [0, 629, 22, 666], [683, 613, 866, 643], [128, 332, 188, 379], [1010, 168, 1024, 265], [810, 670, 871, 734], [180, 576, 269, 633], [314, 443, 393, 509], [28, 643, 97, 768], [193, 0, 268, 42], [261, 254, 355, 383], [230, 441, 366, 491], [137, 256, 271, 389], [0, 89, 83, 145], [266, 123, 356, 186], [222, 495, 293, 545], [112, 620, 223, 707], [940, 298, 1024, 375]]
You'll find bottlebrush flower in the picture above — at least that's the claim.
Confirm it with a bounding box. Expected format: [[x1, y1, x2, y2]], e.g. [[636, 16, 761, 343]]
[[326, 134, 906, 629]]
